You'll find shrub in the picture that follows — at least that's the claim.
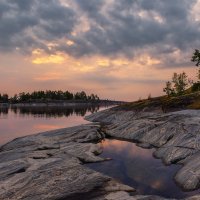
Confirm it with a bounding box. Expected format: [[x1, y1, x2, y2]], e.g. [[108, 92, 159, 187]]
[[191, 82, 200, 92]]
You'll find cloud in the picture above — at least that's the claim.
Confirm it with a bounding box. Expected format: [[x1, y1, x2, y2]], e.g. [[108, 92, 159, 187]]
[[68, 0, 200, 67], [32, 54, 65, 64], [0, 0, 76, 53], [0, 0, 200, 68]]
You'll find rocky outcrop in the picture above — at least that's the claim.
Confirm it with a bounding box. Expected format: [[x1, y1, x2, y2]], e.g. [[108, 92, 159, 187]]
[[0, 124, 138, 200], [0, 122, 175, 200], [86, 108, 200, 193], [1, 108, 200, 199]]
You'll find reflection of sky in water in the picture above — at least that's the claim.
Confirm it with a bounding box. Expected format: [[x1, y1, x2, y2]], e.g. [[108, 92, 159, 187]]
[[0, 105, 110, 145], [87, 139, 199, 199]]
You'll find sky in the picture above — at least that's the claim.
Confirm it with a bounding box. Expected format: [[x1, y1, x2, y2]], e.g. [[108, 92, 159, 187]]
[[0, 0, 200, 101]]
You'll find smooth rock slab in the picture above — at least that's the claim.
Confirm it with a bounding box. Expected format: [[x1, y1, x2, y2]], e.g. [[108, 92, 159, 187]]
[[0, 125, 119, 199], [86, 108, 200, 192], [0, 124, 138, 200], [1, 110, 200, 199]]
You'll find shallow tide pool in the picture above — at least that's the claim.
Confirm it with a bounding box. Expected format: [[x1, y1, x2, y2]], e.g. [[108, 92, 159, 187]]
[[86, 139, 199, 199]]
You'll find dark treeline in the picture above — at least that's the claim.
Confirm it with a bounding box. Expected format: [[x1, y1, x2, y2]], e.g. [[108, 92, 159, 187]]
[[0, 90, 100, 103], [0, 94, 9, 103]]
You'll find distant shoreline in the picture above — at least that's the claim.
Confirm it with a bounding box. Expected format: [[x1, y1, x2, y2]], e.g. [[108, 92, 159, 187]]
[[0, 100, 126, 107]]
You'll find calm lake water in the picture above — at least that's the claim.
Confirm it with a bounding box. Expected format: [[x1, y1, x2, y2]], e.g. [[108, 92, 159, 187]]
[[87, 139, 199, 199], [0, 105, 108, 145], [0, 105, 199, 198]]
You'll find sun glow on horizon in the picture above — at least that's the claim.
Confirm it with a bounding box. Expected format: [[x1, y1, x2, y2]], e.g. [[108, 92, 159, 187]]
[[33, 72, 63, 81], [0, 47, 195, 102]]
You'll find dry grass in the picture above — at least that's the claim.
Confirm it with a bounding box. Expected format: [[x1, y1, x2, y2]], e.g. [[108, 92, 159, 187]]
[[120, 91, 200, 112]]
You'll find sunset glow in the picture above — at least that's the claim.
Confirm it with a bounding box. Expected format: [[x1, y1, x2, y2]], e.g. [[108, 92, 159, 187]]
[[1, 0, 200, 101], [32, 54, 66, 64]]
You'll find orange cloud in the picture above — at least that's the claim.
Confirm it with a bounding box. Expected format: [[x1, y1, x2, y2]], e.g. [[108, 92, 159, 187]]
[[32, 53, 65, 64], [136, 54, 161, 66], [66, 40, 74, 46], [32, 49, 43, 55]]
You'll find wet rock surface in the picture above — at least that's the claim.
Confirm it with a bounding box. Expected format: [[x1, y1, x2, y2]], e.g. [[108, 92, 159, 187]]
[[0, 108, 200, 199], [86, 108, 200, 195]]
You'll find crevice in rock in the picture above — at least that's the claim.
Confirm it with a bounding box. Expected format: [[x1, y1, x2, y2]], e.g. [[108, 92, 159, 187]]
[[8, 167, 26, 175], [32, 157, 47, 160], [36, 146, 60, 151]]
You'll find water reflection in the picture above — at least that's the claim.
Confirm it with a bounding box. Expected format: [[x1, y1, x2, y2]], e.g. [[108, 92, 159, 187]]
[[0, 105, 109, 145], [0, 106, 8, 115], [0, 105, 100, 118], [86, 139, 199, 199]]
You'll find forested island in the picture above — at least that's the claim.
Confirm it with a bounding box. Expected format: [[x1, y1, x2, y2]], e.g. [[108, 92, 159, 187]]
[[0, 90, 124, 106], [0, 90, 99, 103]]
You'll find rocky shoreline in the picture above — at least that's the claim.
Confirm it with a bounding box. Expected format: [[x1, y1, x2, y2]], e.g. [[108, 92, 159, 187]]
[[86, 108, 200, 195], [0, 107, 200, 199]]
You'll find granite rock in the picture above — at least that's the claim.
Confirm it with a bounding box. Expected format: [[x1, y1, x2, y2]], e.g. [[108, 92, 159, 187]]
[[86, 109, 200, 192]]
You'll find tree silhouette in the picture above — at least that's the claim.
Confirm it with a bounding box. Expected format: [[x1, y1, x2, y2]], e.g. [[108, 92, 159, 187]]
[[6, 90, 100, 103], [0, 93, 9, 103], [163, 72, 190, 96], [191, 49, 200, 66]]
